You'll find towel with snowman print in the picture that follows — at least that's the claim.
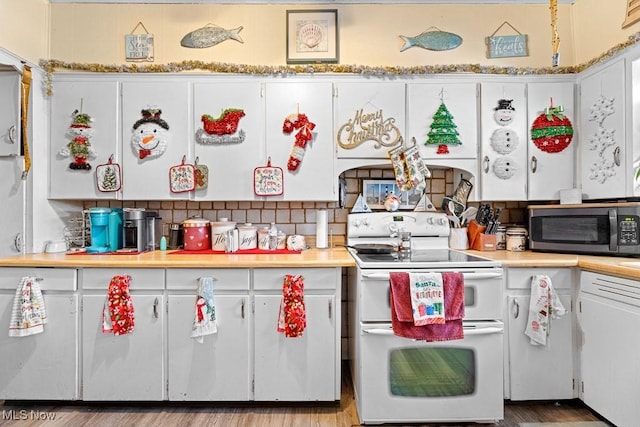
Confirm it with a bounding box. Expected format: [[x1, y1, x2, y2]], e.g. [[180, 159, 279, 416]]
[[191, 277, 217, 344], [524, 274, 567, 346], [409, 272, 445, 325]]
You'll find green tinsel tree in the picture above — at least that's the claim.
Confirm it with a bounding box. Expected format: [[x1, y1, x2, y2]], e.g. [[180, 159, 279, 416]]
[[425, 102, 462, 154]]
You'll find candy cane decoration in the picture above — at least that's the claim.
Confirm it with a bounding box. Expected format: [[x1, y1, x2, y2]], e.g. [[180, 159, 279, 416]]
[[282, 112, 316, 172]]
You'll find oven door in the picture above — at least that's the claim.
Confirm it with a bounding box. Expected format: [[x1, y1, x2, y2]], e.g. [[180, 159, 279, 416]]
[[358, 269, 504, 322], [357, 320, 504, 424]]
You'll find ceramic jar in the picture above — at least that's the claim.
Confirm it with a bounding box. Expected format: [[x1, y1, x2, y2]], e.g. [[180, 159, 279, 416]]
[[182, 219, 211, 251], [506, 227, 528, 252], [210, 218, 237, 251], [237, 223, 258, 250]]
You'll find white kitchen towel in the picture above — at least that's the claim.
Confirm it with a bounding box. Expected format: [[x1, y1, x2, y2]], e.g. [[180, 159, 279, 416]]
[[524, 274, 567, 346], [409, 272, 445, 325], [9, 276, 47, 337], [191, 277, 217, 343]]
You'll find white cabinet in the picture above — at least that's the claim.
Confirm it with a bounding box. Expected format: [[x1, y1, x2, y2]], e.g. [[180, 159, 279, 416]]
[[578, 271, 640, 427], [504, 267, 575, 401], [265, 82, 335, 201], [120, 80, 191, 200], [335, 82, 405, 160], [0, 156, 24, 257], [49, 78, 120, 200], [166, 268, 251, 401], [81, 268, 165, 400], [253, 268, 340, 401], [0, 268, 78, 400], [479, 82, 528, 200], [193, 81, 264, 201], [0, 69, 20, 156], [407, 82, 478, 160], [526, 81, 576, 200], [578, 59, 626, 200]]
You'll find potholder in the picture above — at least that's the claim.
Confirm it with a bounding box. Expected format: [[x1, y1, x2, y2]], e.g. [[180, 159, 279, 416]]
[[254, 157, 284, 196], [194, 157, 208, 190], [169, 156, 196, 193], [95, 155, 122, 192]]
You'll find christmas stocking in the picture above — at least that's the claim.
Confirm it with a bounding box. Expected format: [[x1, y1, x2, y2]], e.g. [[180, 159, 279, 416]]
[[388, 145, 410, 191], [283, 113, 316, 172], [403, 143, 431, 192]]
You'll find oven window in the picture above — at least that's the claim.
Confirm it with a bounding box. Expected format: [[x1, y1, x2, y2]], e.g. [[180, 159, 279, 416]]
[[389, 347, 475, 397]]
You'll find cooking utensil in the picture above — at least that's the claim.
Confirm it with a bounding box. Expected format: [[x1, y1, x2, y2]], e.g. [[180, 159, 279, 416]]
[[343, 244, 397, 254], [447, 214, 461, 228], [460, 207, 478, 226]]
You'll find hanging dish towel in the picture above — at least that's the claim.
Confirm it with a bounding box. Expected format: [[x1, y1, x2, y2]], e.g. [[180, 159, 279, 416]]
[[524, 274, 567, 346], [410, 272, 445, 325], [389, 272, 465, 341], [102, 275, 135, 336], [191, 276, 217, 343], [9, 276, 47, 337], [277, 274, 306, 338]]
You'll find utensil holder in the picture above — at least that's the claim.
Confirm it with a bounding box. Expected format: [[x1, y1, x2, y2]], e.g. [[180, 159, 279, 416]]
[[449, 227, 469, 250], [467, 220, 497, 251]]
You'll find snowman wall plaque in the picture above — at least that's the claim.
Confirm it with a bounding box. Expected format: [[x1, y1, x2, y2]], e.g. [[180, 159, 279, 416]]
[[131, 108, 170, 160]]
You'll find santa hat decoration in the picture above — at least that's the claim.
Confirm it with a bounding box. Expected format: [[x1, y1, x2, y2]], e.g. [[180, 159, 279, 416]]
[[133, 108, 170, 131]]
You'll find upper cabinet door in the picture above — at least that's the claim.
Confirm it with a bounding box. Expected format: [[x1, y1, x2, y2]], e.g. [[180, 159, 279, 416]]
[[579, 59, 626, 200], [479, 83, 527, 201], [527, 81, 576, 200], [121, 80, 190, 200], [49, 79, 120, 200], [0, 71, 20, 156], [335, 82, 405, 159], [193, 81, 264, 201], [265, 82, 335, 201], [407, 83, 478, 160]]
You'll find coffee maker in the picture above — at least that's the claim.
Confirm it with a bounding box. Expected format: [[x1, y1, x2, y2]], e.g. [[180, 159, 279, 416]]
[[122, 208, 147, 252], [86, 207, 123, 253]]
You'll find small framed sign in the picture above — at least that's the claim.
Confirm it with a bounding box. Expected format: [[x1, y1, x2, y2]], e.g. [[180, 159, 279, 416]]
[[125, 22, 154, 62], [286, 9, 339, 64], [486, 21, 528, 59]]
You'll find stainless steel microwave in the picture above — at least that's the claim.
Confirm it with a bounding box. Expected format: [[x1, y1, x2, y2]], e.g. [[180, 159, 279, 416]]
[[529, 202, 640, 256]]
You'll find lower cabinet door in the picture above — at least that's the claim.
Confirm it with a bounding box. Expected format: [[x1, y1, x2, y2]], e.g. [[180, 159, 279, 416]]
[[0, 294, 78, 399], [167, 294, 250, 401], [507, 294, 574, 400], [253, 294, 336, 401], [82, 294, 164, 400]]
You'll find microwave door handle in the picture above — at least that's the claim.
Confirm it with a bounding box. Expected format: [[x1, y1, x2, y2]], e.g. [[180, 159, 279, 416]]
[[609, 209, 618, 252]]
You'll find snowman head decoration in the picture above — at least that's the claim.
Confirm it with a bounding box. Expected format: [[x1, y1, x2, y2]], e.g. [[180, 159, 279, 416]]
[[131, 108, 170, 160], [494, 99, 515, 126]]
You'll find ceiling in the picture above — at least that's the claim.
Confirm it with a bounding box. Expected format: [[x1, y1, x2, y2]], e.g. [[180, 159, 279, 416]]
[[49, 0, 576, 4]]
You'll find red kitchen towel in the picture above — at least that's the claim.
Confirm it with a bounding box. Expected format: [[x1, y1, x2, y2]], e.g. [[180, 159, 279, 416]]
[[102, 275, 135, 336], [277, 274, 306, 338], [389, 272, 465, 341]]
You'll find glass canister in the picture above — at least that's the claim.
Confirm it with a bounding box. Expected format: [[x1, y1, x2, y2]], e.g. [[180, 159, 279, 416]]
[[257, 226, 270, 250], [237, 223, 258, 250], [506, 227, 528, 252]]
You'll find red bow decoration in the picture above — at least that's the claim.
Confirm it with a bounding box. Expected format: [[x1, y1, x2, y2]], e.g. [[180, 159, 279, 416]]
[[139, 149, 152, 159]]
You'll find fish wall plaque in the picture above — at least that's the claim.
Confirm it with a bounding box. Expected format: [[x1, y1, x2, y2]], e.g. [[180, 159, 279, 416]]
[[399, 27, 462, 52], [181, 24, 243, 49]]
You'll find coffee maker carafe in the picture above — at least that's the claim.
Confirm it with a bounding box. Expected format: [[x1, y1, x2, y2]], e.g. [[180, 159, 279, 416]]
[[122, 208, 147, 252]]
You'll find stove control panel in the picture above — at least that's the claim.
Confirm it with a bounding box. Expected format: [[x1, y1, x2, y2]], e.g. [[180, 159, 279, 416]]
[[347, 212, 450, 238]]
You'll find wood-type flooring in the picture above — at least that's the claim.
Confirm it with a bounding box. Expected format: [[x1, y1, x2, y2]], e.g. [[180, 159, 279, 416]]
[[0, 364, 610, 427]]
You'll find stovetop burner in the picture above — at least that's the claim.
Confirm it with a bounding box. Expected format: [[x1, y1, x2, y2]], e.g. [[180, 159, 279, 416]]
[[349, 248, 501, 269]]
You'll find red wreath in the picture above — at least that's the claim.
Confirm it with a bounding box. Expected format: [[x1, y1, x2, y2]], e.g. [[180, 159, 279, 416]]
[[283, 113, 315, 171], [530, 103, 573, 153]]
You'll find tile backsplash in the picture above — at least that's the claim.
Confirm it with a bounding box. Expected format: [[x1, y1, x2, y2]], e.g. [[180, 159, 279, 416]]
[[83, 167, 529, 243]]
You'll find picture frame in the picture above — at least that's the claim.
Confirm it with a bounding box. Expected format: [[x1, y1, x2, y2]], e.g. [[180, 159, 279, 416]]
[[286, 9, 339, 64], [362, 179, 422, 210]]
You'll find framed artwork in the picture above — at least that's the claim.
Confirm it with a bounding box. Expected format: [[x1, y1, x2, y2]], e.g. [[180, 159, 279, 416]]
[[362, 179, 421, 210], [286, 9, 339, 64]]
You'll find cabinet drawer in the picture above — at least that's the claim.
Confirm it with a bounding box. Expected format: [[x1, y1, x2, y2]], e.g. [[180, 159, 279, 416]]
[[81, 268, 164, 290], [166, 269, 250, 291], [0, 267, 76, 291], [254, 268, 338, 291], [507, 267, 573, 290]]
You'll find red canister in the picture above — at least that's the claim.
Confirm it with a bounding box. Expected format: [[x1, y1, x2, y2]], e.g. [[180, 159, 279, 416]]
[[182, 219, 211, 251]]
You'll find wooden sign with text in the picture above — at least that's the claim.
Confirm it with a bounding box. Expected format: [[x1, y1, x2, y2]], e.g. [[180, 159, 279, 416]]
[[486, 34, 529, 59]]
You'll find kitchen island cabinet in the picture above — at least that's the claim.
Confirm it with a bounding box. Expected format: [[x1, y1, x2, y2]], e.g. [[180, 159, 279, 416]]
[[0, 268, 78, 400], [504, 267, 576, 401], [80, 268, 165, 401], [166, 268, 251, 401]]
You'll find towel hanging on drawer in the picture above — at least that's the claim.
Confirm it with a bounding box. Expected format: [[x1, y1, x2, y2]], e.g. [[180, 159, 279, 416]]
[[9, 276, 47, 337], [191, 277, 217, 343], [277, 274, 306, 338], [102, 275, 135, 336], [524, 274, 566, 346]]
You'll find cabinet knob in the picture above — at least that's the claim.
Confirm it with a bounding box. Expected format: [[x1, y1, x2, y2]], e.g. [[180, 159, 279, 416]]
[[530, 156, 538, 174], [613, 146, 621, 167], [513, 297, 520, 319], [153, 297, 159, 319], [8, 125, 16, 144], [483, 156, 490, 174]]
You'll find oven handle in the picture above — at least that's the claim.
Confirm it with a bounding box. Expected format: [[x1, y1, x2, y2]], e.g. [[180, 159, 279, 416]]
[[363, 325, 504, 336], [361, 272, 502, 281]]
